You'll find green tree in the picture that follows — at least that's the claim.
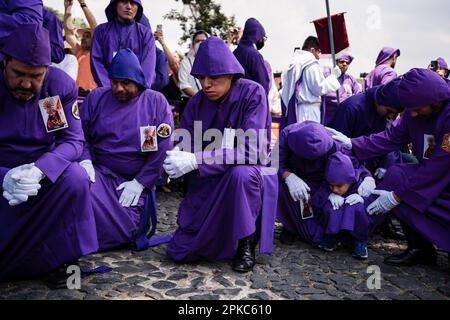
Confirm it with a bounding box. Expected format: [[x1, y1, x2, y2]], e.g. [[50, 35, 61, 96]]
[[165, 0, 237, 45]]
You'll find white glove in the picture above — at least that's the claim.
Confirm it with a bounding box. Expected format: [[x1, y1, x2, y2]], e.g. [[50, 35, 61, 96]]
[[345, 193, 364, 206], [324, 127, 352, 150], [2, 164, 42, 206], [116, 179, 145, 207], [358, 177, 376, 197], [163, 149, 198, 179], [80, 160, 96, 183], [374, 168, 387, 180], [285, 173, 311, 202], [328, 193, 345, 210], [331, 66, 342, 78], [367, 190, 400, 215]]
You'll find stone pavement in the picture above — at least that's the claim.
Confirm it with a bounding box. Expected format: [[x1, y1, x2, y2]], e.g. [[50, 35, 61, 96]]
[[1, 190, 449, 300]]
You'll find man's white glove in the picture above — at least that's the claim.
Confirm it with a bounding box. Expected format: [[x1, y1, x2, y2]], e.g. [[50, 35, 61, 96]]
[[374, 168, 387, 180], [163, 149, 198, 179], [345, 193, 364, 206], [80, 160, 96, 183], [285, 173, 311, 202], [367, 190, 400, 215], [324, 127, 352, 150], [116, 179, 145, 207], [328, 193, 345, 210], [358, 177, 376, 197], [331, 66, 342, 78], [2, 164, 43, 206]]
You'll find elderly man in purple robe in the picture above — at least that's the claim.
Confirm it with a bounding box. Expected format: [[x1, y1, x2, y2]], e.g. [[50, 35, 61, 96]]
[[80, 48, 173, 251], [277, 121, 374, 246], [280, 36, 341, 129], [429, 57, 449, 79], [90, 0, 156, 88], [363, 47, 400, 92], [323, 54, 361, 125], [0, 24, 98, 284], [233, 18, 270, 95], [163, 37, 278, 273], [312, 152, 372, 259], [328, 68, 450, 266]]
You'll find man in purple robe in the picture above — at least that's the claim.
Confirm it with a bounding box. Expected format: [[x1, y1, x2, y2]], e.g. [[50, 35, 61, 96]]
[[363, 47, 400, 92], [323, 54, 361, 125], [164, 37, 278, 273], [80, 48, 173, 251], [0, 24, 98, 283], [277, 121, 373, 245], [90, 0, 156, 88], [233, 18, 270, 95], [329, 68, 450, 266]]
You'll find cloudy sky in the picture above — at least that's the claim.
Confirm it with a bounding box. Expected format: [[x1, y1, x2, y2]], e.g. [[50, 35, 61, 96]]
[[44, 0, 450, 77]]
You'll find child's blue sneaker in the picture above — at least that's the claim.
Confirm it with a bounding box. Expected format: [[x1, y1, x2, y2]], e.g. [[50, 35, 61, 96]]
[[353, 240, 368, 259], [318, 236, 338, 252]]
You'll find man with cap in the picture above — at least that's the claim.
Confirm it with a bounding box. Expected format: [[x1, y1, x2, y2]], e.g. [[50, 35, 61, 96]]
[[164, 36, 278, 273], [277, 121, 373, 245], [323, 54, 361, 125], [363, 47, 400, 92], [90, 0, 156, 88], [329, 68, 450, 266], [280, 36, 341, 129], [233, 18, 270, 95], [0, 24, 98, 282], [80, 48, 173, 251], [64, 0, 98, 94], [0, 0, 43, 49], [429, 57, 449, 79]]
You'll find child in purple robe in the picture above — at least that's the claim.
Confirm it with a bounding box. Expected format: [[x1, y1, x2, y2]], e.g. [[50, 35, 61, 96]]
[[311, 151, 371, 259]]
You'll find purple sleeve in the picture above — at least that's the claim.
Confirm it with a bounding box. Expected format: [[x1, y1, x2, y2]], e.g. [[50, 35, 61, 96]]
[[395, 120, 450, 212], [352, 77, 361, 95], [196, 85, 271, 178], [35, 81, 84, 183], [0, 0, 43, 46], [0, 166, 9, 185], [90, 26, 110, 87], [141, 26, 156, 89], [135, 95, 174, 188], [43, 9, 64, 64], [380, 68, 398, 85], [277, 127, 290, 180], [151, 49, 169, 91], [352, 116, 410, 161]]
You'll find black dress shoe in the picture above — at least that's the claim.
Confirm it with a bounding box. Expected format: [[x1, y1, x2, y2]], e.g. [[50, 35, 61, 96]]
[[279, 228, 298, 245], [232, 235, 256, 273], [384, 248, 437, 267]]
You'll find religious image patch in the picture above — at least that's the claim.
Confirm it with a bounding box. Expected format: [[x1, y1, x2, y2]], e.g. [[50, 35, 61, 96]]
[[71, 102, 80, 120], [157, 123, 172, 138], [442, 133, 450, 153]]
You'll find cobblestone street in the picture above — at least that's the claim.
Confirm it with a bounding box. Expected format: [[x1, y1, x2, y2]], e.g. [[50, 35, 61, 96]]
[[1, 190, 449, 300]]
